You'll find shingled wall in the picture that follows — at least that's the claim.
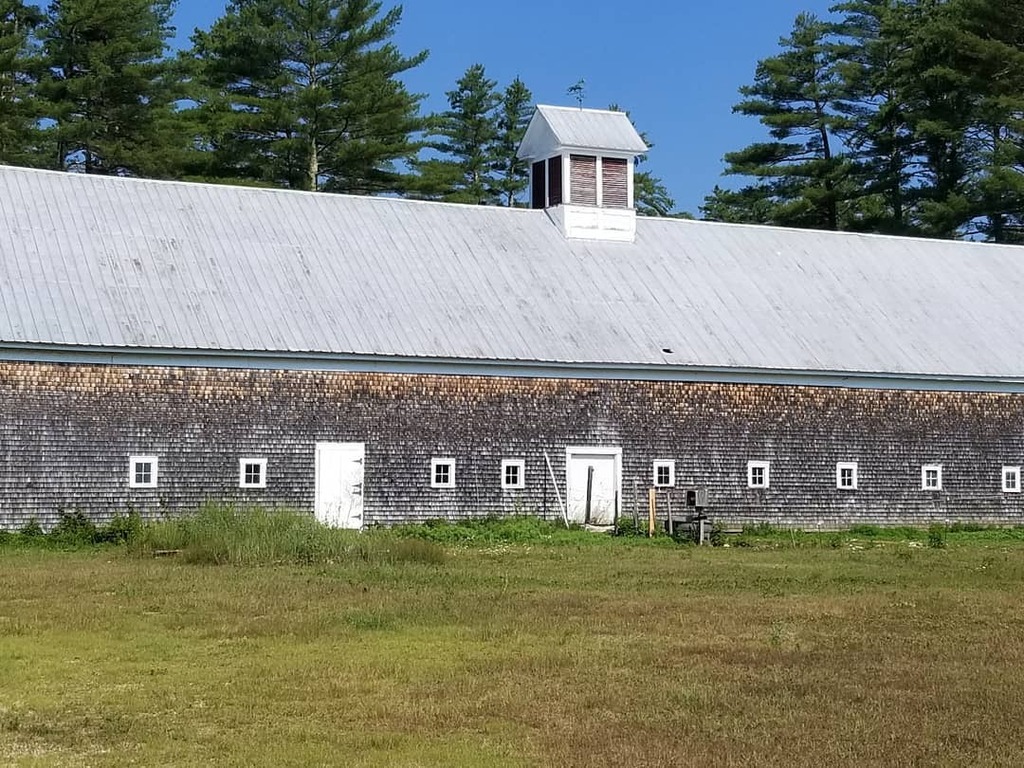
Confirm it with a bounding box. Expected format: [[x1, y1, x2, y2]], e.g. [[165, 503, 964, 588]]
[[2, 361, 1024, 530]]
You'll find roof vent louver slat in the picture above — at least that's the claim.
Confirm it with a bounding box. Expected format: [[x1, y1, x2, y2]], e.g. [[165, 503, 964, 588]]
[[570, 155, 597, 206], [602, 158, 629, 209], [548, 157, 563, 207]]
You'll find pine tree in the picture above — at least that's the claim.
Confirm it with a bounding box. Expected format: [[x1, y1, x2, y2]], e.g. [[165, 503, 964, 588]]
[[707, 0, 1023, 242], [956, 0, 1024, 243], [412, 64, 501, 204], [633, 172, 675, 217], [37, 0, 182, 176], [717, 12, 851, 230], [188, 0, 426, 194], [491, 76, 532, 207], [0, 0, 43, 166], [700, 184, 778, 224], [893, 0, 977, 238], [831, 0, 1022, 240], [831, 0, 920, 235]]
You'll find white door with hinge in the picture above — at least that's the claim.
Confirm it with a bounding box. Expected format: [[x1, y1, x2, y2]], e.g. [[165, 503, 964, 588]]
[[315, 442, 365, 529], [565, 447, 621, 526]]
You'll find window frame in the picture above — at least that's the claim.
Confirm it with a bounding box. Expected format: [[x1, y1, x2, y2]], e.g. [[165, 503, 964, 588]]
[[431, 458, 456, 489], [1003, 466, 1021, 494], [747, 461, 771, 489], [501, 459, 526, 490], [836, 461, 859, 491], [652, 460, 676, 488], [128, 455, 159, 489], [239, 458, 268, 489], [921, 464, 943, 491]]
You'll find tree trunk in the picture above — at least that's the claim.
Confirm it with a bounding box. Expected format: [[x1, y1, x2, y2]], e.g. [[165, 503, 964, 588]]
[[307, 139, 319, 193], [816, 100, 839, 231], [988, 126, 1006, 243]]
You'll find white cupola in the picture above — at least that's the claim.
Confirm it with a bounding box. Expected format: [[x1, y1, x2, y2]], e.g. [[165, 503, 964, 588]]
[[517, 105, 648, 243]]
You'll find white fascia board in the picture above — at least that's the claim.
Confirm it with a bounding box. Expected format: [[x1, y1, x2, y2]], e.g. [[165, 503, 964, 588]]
[[5, 343, 1024, 394], [520, 136, 644, 162], [557, 146, 643, 159]]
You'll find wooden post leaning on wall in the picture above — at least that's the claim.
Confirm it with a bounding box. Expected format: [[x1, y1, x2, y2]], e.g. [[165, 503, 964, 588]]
[[633, 479, 640, 530], [648, 489, 656, 538]]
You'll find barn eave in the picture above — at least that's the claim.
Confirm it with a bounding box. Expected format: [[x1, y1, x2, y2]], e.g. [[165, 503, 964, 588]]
[[3, 342, 1024, 394]]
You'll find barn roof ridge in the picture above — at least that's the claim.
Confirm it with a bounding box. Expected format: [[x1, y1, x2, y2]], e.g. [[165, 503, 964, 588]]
[[0, 162, 543, 216], [2, 162, 1019, 252]]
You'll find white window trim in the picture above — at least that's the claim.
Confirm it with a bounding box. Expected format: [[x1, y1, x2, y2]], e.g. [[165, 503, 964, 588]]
[[653, 460, 676, 488], [501, 459, 526, 490], [921, 464, 943, 491], [836, 461, 859, 491], [239, 458, 268, 489], [747, 461, 770, 489], [128, 455, 159, 489], [431, 458, 456, 489], [1003, 466, 1021, 494]]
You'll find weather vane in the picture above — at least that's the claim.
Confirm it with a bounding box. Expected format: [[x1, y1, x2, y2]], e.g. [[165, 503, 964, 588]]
[[567, 79, 586, 108]]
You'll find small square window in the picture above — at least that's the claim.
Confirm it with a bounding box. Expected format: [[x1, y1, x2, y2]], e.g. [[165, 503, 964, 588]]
[[129, 455, 158, 489], [747, 461, 770, 489], [1003, 466, 1021, 493], [431, 458, 455, 489], [239, 458, 267, 489], [502, 459, 525, 490], [653, 460, 675, 488], [921, 464, 943, 491], [836, 462, 858, 490]]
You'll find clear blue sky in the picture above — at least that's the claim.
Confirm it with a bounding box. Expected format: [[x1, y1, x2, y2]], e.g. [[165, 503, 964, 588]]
[[171, 0, 836, 214]]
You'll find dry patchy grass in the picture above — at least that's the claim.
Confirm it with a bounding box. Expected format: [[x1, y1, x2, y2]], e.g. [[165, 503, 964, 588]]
[[2, 541, 1024, 766]]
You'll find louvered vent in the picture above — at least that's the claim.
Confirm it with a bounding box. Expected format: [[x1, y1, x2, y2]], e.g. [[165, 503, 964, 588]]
[[548, 157, 563, 206], [569, 155, 598, 206], [602, 158, 629, 208], [531, 160, 546, 209]]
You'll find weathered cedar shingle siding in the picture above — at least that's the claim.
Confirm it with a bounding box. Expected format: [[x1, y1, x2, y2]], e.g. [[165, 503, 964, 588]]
[[2, 361, 1023, 530]]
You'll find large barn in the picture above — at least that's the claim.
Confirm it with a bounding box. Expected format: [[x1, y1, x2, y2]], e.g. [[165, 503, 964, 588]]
[[2, 105, 1024, 531]]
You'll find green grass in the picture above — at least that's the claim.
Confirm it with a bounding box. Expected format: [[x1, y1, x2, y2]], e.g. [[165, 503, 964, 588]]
[[4, 515, 1024, 765], [131, 505, 445, 566], [0, 511, 141, 551], [727, 522, 1024, 549], [390, 514, 678, 547]]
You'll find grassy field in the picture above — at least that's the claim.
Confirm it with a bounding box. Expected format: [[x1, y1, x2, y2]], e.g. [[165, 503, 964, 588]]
[[3, 518, 1024, 766]]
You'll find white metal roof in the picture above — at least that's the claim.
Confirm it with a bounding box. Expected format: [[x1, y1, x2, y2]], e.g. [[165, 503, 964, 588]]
[[2, 164, 1024, 383], [517, 105, 649, 160]]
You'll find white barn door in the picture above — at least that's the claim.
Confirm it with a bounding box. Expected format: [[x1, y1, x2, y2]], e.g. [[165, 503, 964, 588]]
[[565, 447, 621, 526], [315, 443, 365, 529]]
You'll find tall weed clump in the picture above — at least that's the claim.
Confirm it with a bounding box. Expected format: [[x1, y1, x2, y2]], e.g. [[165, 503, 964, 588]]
[[131, 505, 444, 566], [0, 511, 141, 550]]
